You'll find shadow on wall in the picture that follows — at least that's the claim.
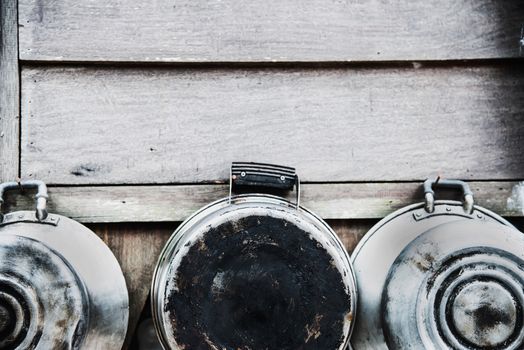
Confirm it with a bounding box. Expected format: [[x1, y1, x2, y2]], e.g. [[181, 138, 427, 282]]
[[136, 318, 163, 350]]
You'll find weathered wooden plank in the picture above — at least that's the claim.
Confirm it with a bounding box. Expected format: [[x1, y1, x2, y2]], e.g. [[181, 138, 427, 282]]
[[327, 219, 377, 254], [0, 0, 19, 182], [3, 182, 523, 223], [17, 0, 524, 62], [92, 223, 172, 349], [21, 65, 524, 184]]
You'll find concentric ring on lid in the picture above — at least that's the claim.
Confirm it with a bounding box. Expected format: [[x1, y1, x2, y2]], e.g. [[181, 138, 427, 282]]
[[0, 234, 88, 350], [350, 200, 514, 350], [382, 220, 524, 350]]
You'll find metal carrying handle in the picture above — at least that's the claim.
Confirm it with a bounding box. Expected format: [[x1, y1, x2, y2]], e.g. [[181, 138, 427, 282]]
[[229, 162, 301, 208], [423, 177, 474, 214], [0, 180, 49, 222]]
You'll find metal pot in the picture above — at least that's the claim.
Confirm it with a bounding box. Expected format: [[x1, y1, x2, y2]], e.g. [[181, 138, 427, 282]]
[[0, 180, 129, 350], [350, 177, 524, 349], [152, 162, 357, 350]]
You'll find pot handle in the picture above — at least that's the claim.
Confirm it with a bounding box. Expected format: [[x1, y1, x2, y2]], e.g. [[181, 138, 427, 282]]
[[0, 180, 49, 222], [229, 162, 300, 208], [423, 176, 474, 214]]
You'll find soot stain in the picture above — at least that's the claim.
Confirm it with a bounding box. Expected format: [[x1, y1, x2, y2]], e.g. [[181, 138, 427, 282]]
[[467, 304, 513, 330], [165, 215, 350, 350], [0, 237, 88, 349]]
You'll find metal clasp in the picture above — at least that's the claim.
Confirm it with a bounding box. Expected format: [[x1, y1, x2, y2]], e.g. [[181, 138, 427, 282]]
[[0, 180, 49, 222]]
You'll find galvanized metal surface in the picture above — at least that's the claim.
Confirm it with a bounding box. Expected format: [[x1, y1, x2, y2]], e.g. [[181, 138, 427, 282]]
[[351, 192, 520, 349], [383, 220, 524, 349], [0, 181, 129, 349], [0, 212, 130, 349], [152, 194, 357, 350], [0, 234, 88, 349]]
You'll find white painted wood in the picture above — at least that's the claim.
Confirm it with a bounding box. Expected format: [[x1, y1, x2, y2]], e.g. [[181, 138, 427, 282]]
[[0, 0, 19, 182], [18, 0, 524, 62], [21, 66, 524, 184], [3, 182, 522, 223]]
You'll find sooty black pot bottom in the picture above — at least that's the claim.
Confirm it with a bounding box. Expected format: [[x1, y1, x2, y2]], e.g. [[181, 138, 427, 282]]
[[165, 215, 351, 350]]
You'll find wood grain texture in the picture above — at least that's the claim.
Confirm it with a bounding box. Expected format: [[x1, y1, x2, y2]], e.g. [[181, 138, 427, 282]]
[[0, 0, 19, 182], [21, 65, 524, 184], [91, 223, 173, 350], [327, 219, 377, 254], [3, 182, 523, 222], [18, 0, 524, 62]]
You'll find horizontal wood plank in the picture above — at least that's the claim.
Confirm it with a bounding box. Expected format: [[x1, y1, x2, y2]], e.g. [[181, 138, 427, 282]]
[[1, 0, 19, 182], [21, 65, 524, 184], [3, 182, 523, 223], [18, 0, 524, 62]]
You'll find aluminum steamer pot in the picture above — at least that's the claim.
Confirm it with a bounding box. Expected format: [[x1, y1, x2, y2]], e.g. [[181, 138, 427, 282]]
[[152, 163, 357, 350], [0, 180, 129, 350], [351, 177, 524, 350]]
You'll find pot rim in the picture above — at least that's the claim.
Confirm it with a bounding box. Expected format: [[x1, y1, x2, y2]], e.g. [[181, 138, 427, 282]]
[[151, 193, 357, 350], [350, 199, 516, 349], [351, 199, 513, 262]]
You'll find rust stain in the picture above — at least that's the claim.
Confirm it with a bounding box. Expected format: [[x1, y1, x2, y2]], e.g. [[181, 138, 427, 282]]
[[412, 248, 435, 273], [305, 314, 323, 343]]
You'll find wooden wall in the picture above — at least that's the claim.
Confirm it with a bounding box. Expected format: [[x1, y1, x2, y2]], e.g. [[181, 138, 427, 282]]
[[2, 0, 524, 348]]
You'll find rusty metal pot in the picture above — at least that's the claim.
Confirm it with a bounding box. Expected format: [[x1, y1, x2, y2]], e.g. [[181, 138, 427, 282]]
[[350, 177, 524, 349], [0, 180, 129, 350], [152, 162, 357, 350]]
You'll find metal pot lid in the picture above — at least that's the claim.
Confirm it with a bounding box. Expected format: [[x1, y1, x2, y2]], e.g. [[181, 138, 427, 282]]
[[0, 181, 129, 350], [0, 234, 88, 349], [383, 220, 524, 349], [152, 163, 356, 350], [351, 178, 515, 350]]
